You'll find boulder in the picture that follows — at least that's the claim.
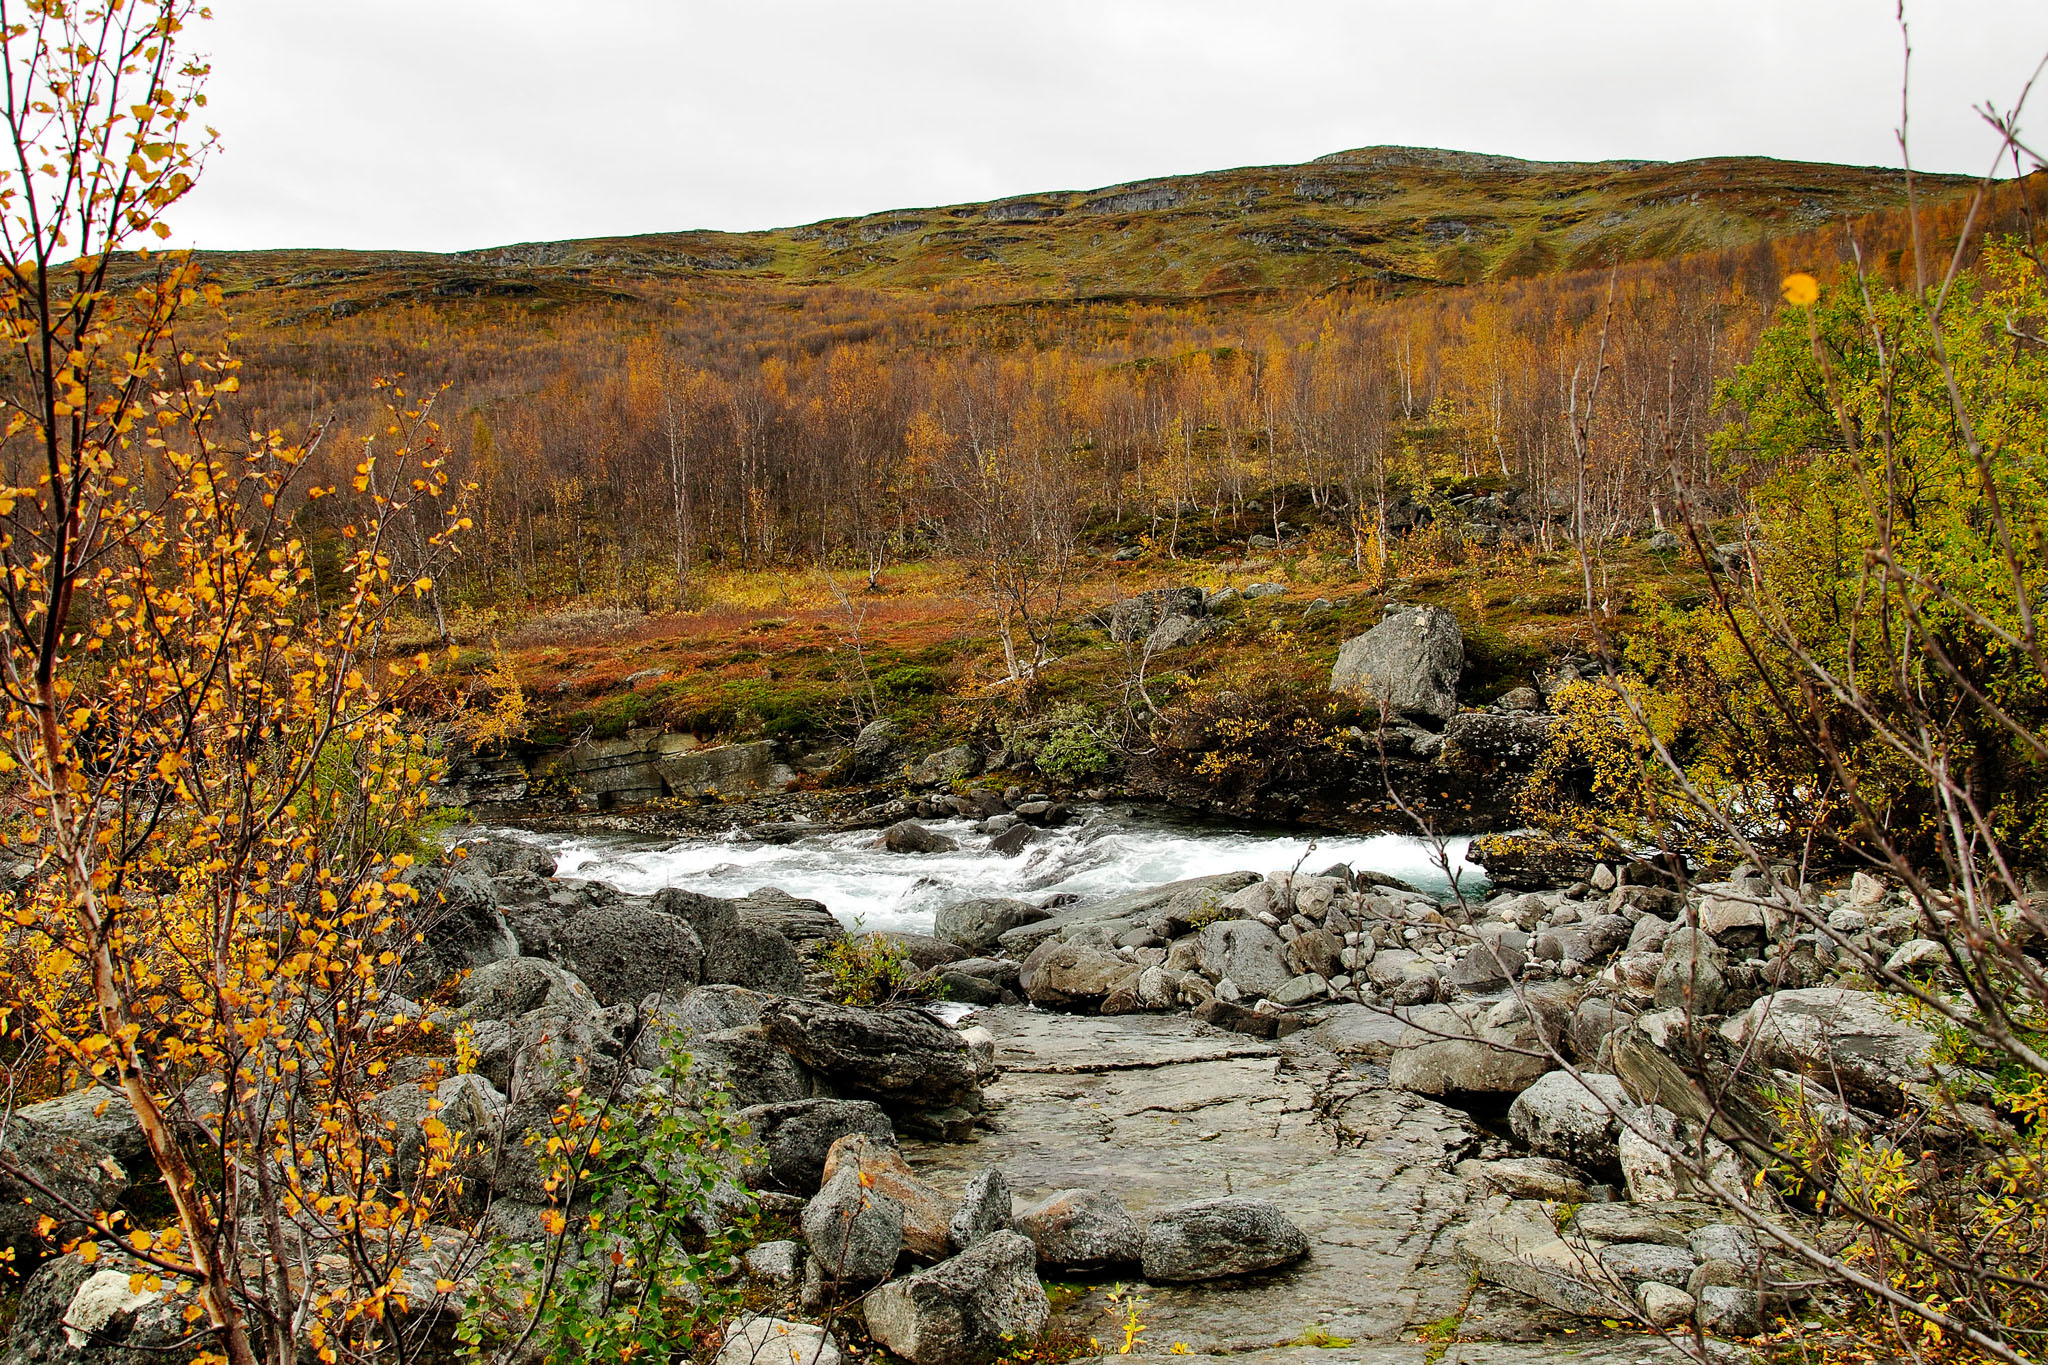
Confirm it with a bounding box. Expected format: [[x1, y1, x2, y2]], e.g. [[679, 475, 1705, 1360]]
[[735, 1099, 897, 1193], [1455, 1206, 1630, 1317], [1139, 1197, 1309, 1282], [1366, 948, 1443, 1006], [1455, 1156, 1599, 1203], [1723, 987, 1938, 1110], [1330, 605, 1463, 725], [708, 925, 806, 996], [1194, 918, 1292, 999], [802, 1162, 904, 1283], [681, 1027, 820, 1108], [1638, 1282, 1695, 1329], [949, 1168, 1013, 1252], [1014, 1188, 1141, 1268], [1019, 941, 1138, 1012], [883, 821, 961, 855], [1508, 1070, 1633, 1171], [736, 888, 849, 953], [1386, 998, 1561, 1096], [820, 1134, 953, 1259], [14, 1085, 150, 1173], [559, 902, 705, 1006], [716, 1316, 842, 1365], [758, 1000, 983, 1115], [935, 899, 1051, 954], [862, 1231, 1050, 1365]]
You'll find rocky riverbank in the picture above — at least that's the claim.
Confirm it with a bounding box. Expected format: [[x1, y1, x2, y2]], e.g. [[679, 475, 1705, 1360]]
[[0, 825, 1987, 1364]]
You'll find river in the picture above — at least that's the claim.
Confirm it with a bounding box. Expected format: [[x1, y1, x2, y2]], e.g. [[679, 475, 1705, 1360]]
[[488, 806, 1486, 936]]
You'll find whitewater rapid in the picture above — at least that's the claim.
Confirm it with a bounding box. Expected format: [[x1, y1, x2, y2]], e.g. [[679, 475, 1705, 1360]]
[[492, 808, 1485, 937]]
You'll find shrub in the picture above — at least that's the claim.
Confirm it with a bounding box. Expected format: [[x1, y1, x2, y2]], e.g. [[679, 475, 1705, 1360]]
[[1033, 704, 1116, 784], [458, 1039, 754, 1364], [819, 934, 948, 1007]]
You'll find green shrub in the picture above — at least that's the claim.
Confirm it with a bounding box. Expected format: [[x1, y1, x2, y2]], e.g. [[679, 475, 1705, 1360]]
[[458, 1037, 753, 1364], [1034, 704, 1115, 784], [819, 934, 948, 1007]]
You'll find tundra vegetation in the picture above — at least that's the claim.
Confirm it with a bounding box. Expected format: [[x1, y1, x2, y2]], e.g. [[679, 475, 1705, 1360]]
[[0, 4, 2044, 1365]]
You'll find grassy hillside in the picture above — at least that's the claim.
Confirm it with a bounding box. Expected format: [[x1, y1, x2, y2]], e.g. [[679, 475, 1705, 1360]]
[[190, 146, 1972, 321]]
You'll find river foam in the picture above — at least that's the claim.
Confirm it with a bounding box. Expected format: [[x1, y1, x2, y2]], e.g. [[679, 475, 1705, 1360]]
[[491, 808, 1485, 937]]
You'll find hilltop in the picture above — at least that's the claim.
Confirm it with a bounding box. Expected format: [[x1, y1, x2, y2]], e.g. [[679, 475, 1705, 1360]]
[[191, 146, 1972, 319]]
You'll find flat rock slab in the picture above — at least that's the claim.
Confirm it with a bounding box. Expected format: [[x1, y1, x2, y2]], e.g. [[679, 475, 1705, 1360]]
[[905, 1009, 1648, 1359]]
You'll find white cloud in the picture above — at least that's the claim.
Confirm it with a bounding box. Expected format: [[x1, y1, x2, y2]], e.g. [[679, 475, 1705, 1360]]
[[174, 0, 2048, 252]]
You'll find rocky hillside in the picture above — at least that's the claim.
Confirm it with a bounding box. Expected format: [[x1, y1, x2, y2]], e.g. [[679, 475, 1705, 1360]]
[[187, 147, 1972, 315]]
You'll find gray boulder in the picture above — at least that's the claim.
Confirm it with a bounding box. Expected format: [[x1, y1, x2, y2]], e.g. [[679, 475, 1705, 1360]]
[[679, 1027, 821, 1108], [1724, 987, 1938, 1110], [1330, 605, 1464, 724], [655, 891, 807, 995], [559, 902, 705, 1006], [802, 1162, 903, 1283], [758, 1000, 983, 1115], [1508, 1070, 1633, 1171], [948, 1167, 1013, 1252], [14, 1085, 149, 1173], [1019, 941, 1138, 1012], [935, 898, 1051, 954], [735, 1099, 897, 1193], [1387, 997, 1562, 1096], [736, 888, 849, 953], [862, 1231, 1050, 1365], [883, 821, 961, 855], [1014, 1188, 1140, 1268], [716, 1316, 841, 1365], [1194, 918, 1292, 999], [1139, 1197, 1309, 1281]]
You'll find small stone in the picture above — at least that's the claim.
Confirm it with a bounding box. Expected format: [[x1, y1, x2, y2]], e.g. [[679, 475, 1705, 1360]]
[[745, 1240, 804, 1286], [1637, 1282, 1695, 1329], [1697, 1284, 1764, 1336]]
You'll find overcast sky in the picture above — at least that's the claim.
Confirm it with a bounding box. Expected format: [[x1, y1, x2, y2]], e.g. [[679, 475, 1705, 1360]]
[[175, 0, 2048, 254]]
